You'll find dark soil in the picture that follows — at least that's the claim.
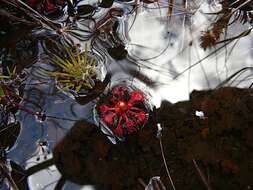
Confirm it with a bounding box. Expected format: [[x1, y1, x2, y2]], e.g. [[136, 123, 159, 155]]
[[53, 87, 253, 190]]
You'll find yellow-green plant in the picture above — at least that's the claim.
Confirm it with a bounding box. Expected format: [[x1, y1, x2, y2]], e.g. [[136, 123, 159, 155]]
[[0, 85, 5, 98], [0, 66, 17, 80], [0, 66, 17, 99], [50, 46, 97, 93]]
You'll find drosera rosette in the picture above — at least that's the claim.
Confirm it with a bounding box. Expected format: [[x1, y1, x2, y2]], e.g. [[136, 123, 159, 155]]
[[49, 45, 107, 98], [94, 83, 151, 142]]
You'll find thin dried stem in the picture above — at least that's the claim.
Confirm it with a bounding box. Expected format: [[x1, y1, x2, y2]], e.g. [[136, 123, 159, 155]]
[[138, 178, 147, 188], [192, 159, 212, 190], [159, 137, 176, 190], [0, 161, 19, 190]]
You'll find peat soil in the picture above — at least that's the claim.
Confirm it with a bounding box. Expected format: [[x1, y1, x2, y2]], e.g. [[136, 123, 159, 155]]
[[51, 87, 253, 190]]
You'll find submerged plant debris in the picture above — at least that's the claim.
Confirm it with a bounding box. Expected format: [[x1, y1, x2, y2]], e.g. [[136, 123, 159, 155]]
[[0, 0, 253, 190]]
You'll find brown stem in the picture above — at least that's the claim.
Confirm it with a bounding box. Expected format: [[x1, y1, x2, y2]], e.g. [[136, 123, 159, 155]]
[[137, 178, 147, 189], [192, 159, 212, 190], [0, 161, 19, 190]]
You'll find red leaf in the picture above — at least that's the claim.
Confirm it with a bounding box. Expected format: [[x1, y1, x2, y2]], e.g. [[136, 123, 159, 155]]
[[128, 91, 145, 106], [99, 105, 113, 115], [102, 111, 115, 125], [113, 123, 124, 137], [136, 111, 147, 124], [123, 114, 138, 134], [127, 110, 146, 124]]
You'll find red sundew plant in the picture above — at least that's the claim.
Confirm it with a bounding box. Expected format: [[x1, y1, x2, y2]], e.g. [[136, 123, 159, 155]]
[[97, 86, 149, 138]]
